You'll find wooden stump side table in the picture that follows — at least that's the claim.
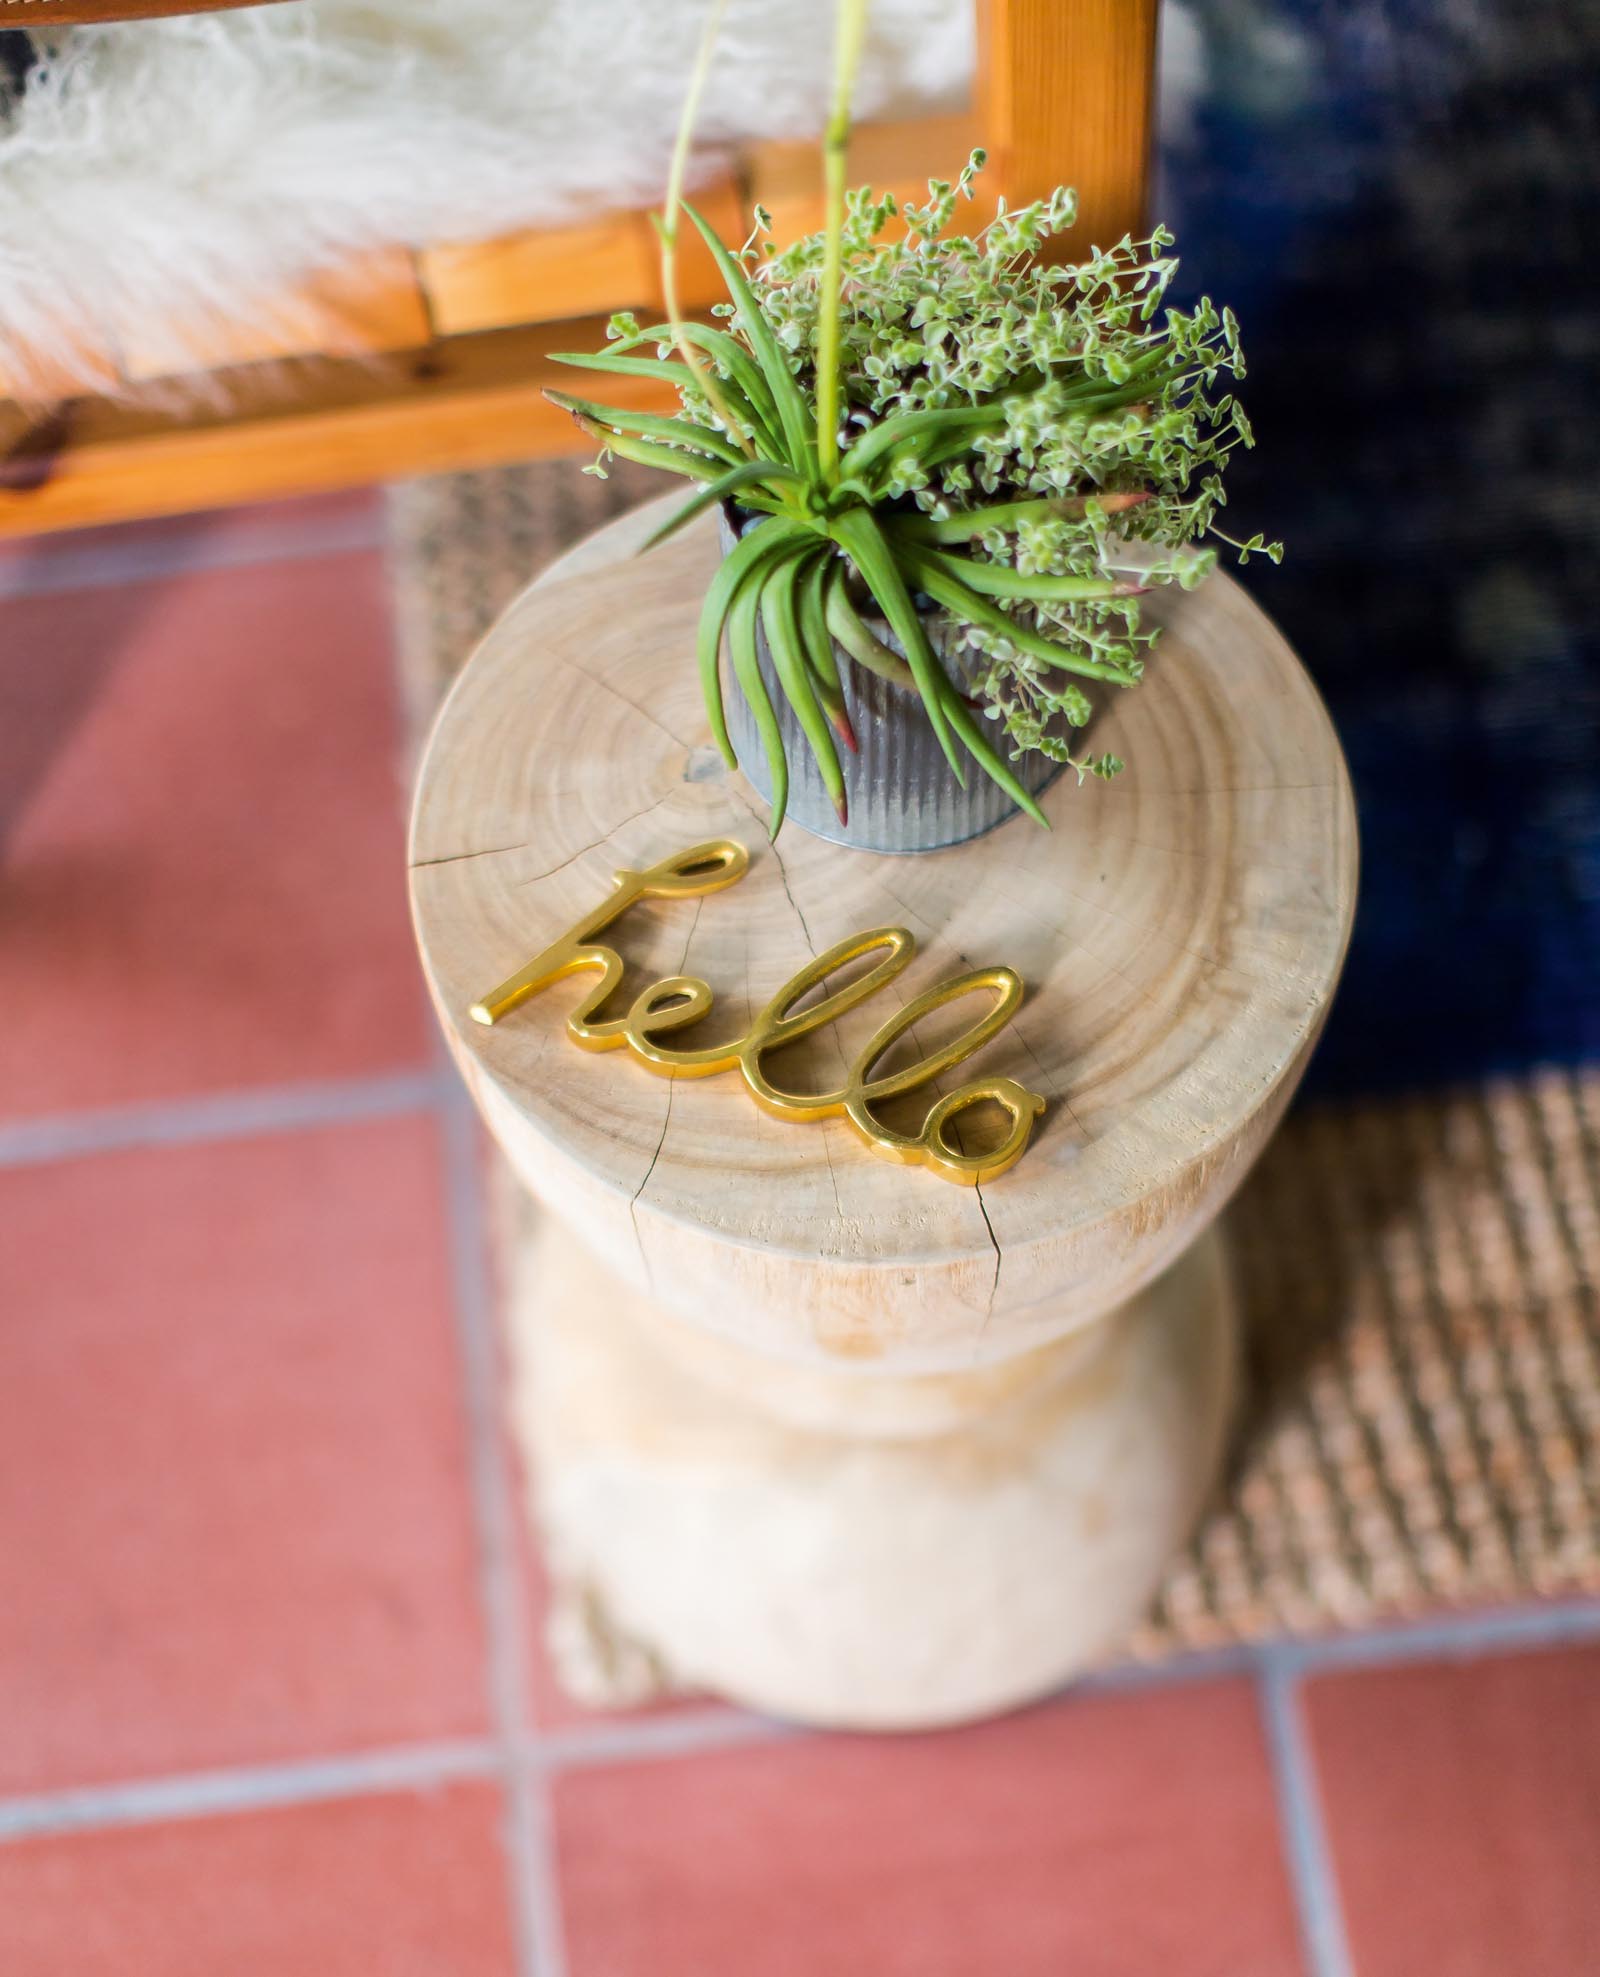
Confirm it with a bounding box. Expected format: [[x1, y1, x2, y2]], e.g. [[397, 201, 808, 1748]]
[[409, 501, 1357, 1729]]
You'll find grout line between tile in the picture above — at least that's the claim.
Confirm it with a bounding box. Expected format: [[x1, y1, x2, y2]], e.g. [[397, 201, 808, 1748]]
[[1071, 1640, 1263, 1698], [529, 1706, 800, 1775], [0, 1602, 1594, 1851], [0, 1067, 448, 1171], [0, 509, 388, 602], [501, 1595, 1600, 1777], [1257, 1653, 1355, 1977], [516, 1758, 572, 1977], [0, 1742, 502, 1846], [1265, 1595, 1600, 1674], [436, 1077, 562, 1977]]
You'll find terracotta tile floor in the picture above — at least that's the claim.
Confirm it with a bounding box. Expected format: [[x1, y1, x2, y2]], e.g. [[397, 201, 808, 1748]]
[[2, 492, 1598, 1974]]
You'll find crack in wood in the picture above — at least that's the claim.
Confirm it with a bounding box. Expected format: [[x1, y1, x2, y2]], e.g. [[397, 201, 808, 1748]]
[[511, 799, 664, 892], [973, 1182, 1003, 1333], [415, 796, 670, 885], [410, 839, 531, 870]]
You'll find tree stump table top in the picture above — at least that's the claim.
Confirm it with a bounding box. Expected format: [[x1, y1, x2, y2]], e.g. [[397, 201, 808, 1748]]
[[410, 500, 1357, 1366]]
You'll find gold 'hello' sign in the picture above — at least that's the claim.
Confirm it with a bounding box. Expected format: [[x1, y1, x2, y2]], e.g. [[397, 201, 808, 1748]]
[[470, 840, 1045, 1186]]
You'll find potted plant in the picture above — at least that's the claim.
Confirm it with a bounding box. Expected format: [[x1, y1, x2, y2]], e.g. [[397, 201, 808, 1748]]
[[546, 7, 1277, 853]]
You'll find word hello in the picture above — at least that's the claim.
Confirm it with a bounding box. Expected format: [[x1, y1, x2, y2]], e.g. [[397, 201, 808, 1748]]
[[471, 840, 1045, 1186]]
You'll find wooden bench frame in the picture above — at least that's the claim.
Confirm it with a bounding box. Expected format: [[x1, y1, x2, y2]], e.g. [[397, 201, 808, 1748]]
[[0, 0, 1157, 536]]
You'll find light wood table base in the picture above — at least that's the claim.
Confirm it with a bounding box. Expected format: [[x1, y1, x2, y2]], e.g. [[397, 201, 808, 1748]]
[[509, 1207, 1237, 1727]]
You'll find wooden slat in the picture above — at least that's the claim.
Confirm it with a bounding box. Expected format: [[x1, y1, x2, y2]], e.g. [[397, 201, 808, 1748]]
[[976, 0, 1158, 250], [0, 318, 678, 537], [421, 176, 746, 338], [119, 247, 433, 382], [748, 113, 985, 246], [423, 214, 657, 340]]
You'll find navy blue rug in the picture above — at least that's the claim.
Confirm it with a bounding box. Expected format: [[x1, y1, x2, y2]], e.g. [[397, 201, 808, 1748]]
[[1161, 0, 1600, 1092]]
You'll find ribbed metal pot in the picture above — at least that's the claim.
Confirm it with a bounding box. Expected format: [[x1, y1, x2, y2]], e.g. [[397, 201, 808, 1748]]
[[717, 508, 1063, 855]]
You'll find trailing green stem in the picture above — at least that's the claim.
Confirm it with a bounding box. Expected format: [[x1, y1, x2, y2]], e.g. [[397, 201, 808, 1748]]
[[657, 0, 755, 457], [900, 546, 1138, 685], [892, 492, 1150, 543], [815, 0, 869, 485]]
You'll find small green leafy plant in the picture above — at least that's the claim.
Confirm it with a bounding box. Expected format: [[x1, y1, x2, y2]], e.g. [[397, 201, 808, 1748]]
[[546, 8, 1277, 838]]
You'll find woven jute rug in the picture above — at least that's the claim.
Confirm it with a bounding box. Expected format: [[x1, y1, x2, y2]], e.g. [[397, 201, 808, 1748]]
[[388, 461, 1600, 1669]]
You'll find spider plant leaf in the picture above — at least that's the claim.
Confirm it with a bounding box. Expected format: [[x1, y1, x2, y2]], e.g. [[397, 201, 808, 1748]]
[[821, 568, 918, 693], [796, 551, 842, 694], [836, 402, 1007, 488], [725, 567, 790, 838], [809, 668, 857, 756], [606, 322, 782, 453], [914, 546, 1146, 602], [901, 428, 1003, 481], [932, 678, 1050, 828], [892, 492, 1150, 543], [1064, 367, 1191, 414], [827, 476, 878, 509], [761, 561, 846, 823], [641, 460, 808, 552], [899, 547, 1134, 684], [681, 203, 816, 473], [697, 519, 811, 767], [552, 348, 777, 456], [543, 389, 745, 467], [570, 419, 729, 483], [828, 507, 964, 782], [797, 552, 857, 755], [551, 350, 697, 389]]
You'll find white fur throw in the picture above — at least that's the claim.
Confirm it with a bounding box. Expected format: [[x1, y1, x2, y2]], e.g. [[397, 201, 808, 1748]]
[[0, 0, 973, 400]]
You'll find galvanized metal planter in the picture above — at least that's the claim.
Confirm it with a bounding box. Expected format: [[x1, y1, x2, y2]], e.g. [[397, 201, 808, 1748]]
[[717, 509, 1063, 855]]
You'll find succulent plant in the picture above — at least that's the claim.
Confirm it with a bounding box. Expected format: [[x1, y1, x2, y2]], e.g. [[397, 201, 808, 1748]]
[[546, 10, 1276, 839]]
